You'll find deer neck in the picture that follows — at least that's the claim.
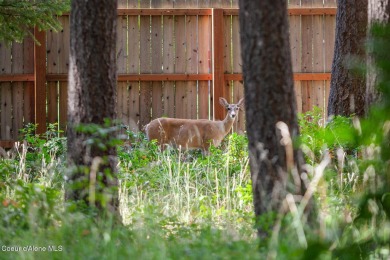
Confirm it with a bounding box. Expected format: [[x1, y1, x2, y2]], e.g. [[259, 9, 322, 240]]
[[222, 114, 235, 135]]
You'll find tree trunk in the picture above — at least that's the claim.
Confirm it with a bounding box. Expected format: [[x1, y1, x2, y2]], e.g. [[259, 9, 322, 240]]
[[239, 0, 308, 238], [327, 0, 368, 117], [366, 0, 390, 111], [66, 0, 119, 214]]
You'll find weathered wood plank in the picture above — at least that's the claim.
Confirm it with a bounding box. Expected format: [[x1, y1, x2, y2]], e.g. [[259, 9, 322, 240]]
[[128, 82, 140, 132], [117, 15, 128, 74], [312, 0, 326, 114], [127, 13, 140, 131], [59, 82, 67, 133], [34, 28, 47, 134], [162, 15, 175, 118], [151, 14, 163, 119], [301, 0, 313, 113], [232, 15, 245, 133], [212, 8, 226, 120], [58, 16, 70, 74], [11, 42, 25, 139], [175, 15, 187, 119], [139, 1, 152, 128], [23, 82, 35, 125], [198, 14, 211, 119], [1, 84, 12, 139], [47, 82, 58, 124], [185, 15, 198, 119]]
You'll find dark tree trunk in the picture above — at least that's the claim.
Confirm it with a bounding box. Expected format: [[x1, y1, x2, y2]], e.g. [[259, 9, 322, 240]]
[[328, 0, 368, 117], [239, 0, 308, 238], [66, 0, 119, 214], [366, 0, 390, 110]]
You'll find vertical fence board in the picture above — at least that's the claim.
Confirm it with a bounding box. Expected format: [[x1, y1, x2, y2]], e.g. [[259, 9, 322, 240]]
[[312, 1, 325, 112], [23, 82, 35, 125], [185, 15, 198, 119], [58, 16, 70, 74], [158, 0, 175, 119], [1, 84, 12, 139], [139, 10, 152, 128], [47, 82, 58, 124], [198, 14, 211, 119], [223, 15, 232, 75], [295, 82, 303, 114], [224, 13, 233, 117], [151, 15, 163, 119], [34, 28, 47, 134], [11, 42, 25, 139], [301, 0, 313, 113], [117, 14, 129, 129], [175, 15, 187, 119], [232, 15, 244, 133], [313, 0, 326, 119], [23, 37, 34, 125], [47, 28, 58, 74], [59, 82, 67, 132], [0, 42, 11, 71], [58, 17, 69, 132], [128, 82, 140, 132], [47, 25, 58, 127], [0, 43, 12, 139], [128, 12, 140, 131], [23, 36, 34, 74], [117, 16, 128, 75], [162, 15, 175, 118], [212, 9, 226, 120]]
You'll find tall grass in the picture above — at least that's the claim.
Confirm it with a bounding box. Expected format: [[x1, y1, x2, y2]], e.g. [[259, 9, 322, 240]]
[[0, 128, 260, 259]]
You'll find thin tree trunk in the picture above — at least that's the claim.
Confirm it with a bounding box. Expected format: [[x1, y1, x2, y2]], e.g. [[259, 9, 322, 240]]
[[328, 0, 367, 117], [239, 0, 307, 238], [66, 0, 119, 214], [366, 0, 390, 110]]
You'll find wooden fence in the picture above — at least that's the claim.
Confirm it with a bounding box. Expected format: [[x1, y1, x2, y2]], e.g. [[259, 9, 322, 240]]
[[0, 0, 337, 148]]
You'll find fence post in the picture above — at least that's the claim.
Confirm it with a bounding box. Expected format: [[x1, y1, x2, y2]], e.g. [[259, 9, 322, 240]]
[[212, 8, 227, 121], [34, 27, 47, 135]]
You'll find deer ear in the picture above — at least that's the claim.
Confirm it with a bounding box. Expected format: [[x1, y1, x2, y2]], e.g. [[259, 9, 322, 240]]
[[219, 97, 229, 107], [237, 98, 245, 109]]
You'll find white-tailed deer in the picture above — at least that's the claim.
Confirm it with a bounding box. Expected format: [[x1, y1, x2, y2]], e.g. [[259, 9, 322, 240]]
[[145, 97, 244, 155]]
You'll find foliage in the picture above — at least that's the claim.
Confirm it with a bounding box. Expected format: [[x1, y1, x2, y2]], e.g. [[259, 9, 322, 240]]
[[0, 124, 257, 259], [0, 0, 70, 44], [291, 23, 390, 259]]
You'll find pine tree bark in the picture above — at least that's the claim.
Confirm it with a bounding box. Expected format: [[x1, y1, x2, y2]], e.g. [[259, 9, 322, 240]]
[[328, 0, 367, 117], [366, 0, 390, 110], [239, 0, 308, 238], [66, 0, 119, 214]]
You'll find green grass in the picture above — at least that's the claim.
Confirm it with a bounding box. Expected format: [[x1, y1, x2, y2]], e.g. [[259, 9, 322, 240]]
[[0, 129, 261, 259]]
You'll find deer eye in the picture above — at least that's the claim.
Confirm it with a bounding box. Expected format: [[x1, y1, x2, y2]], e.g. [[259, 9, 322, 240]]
[[227, 108, 231, 110]]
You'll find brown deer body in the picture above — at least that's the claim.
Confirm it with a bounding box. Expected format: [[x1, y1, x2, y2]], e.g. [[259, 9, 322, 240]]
[[145, 98, 244, 155]]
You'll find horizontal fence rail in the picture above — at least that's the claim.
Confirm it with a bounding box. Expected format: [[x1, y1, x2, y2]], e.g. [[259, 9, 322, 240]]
[[0, 4, 336, 148]]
